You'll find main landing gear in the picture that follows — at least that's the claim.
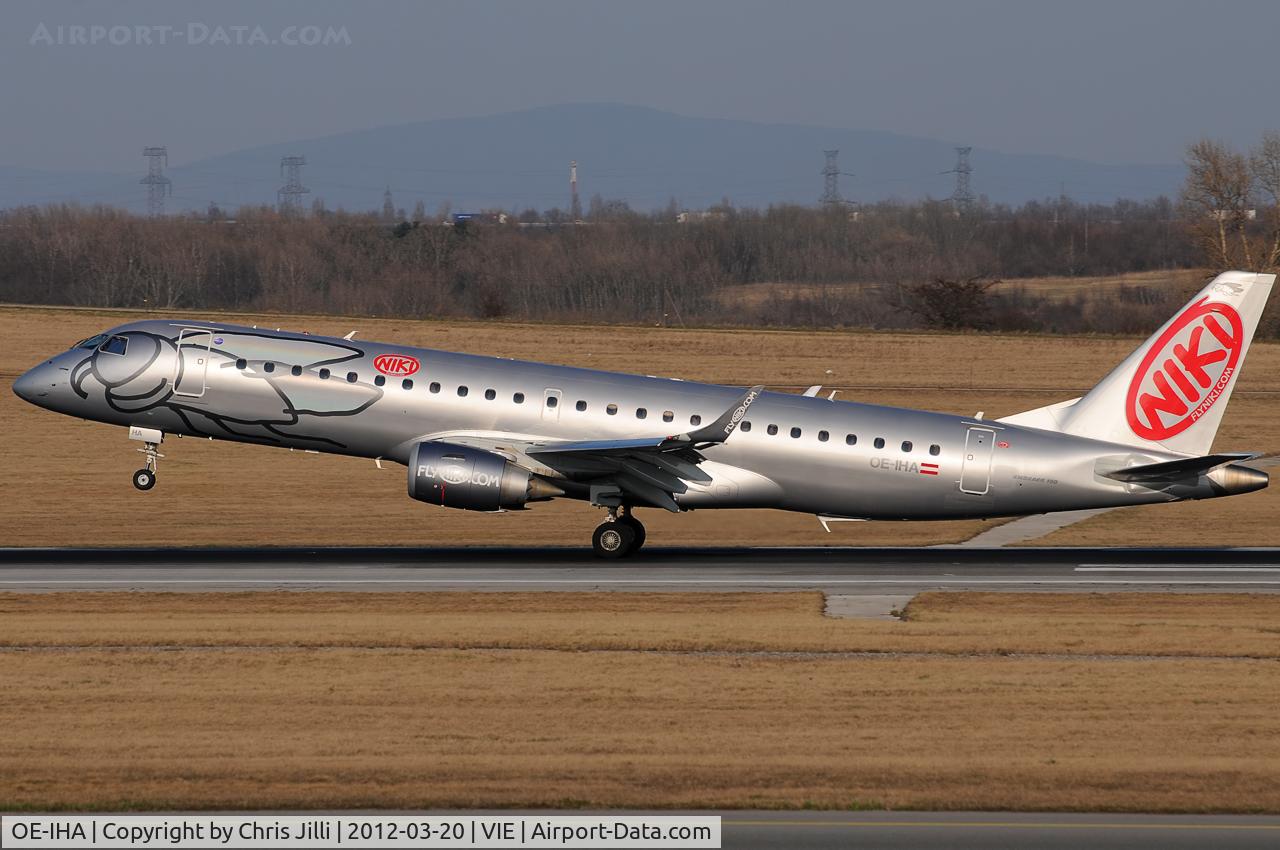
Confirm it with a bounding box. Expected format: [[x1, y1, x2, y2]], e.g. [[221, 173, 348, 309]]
[[592, 508, 646, 559], [133, 441, 163, 491]]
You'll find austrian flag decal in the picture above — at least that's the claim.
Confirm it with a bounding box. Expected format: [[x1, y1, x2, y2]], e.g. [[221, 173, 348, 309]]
[[373, 353, 420, 377], [1125, 298, 1244, 441]]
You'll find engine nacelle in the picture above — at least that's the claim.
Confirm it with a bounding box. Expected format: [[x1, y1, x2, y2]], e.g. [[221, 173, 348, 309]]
[[408, 442, 558, 511]]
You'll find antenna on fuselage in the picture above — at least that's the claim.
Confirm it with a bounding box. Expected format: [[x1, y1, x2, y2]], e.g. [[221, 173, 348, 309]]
[[343, 330, 358, 340]]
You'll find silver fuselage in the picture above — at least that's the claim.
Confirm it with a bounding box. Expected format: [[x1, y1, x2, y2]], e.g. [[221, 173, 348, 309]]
[[14, 319, 1245, 519]]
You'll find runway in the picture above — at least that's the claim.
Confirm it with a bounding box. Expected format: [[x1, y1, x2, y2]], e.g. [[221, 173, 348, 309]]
[[2, 546, 1279, 592]]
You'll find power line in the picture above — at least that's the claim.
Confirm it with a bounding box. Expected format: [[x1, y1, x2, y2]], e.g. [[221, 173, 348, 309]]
[[140, 147, 171, 216]]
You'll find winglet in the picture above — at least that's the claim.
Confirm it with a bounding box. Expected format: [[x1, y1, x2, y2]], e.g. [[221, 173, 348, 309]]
[[686, 385, 764, 445]]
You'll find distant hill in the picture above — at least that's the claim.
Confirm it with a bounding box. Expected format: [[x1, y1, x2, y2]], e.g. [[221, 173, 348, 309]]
[[0, 104, 1185, 214]]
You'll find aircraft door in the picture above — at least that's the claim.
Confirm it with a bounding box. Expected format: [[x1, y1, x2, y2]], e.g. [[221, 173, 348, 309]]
[[173, 329, 213, 397], [542, 388, 563, 422], [959, 426, 996, 495]]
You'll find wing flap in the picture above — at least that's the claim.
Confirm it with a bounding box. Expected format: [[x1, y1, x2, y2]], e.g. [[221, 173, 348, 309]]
[[525, 384, 764, 508]]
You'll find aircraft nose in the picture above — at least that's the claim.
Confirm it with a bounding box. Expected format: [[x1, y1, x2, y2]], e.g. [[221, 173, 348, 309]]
[[12, 363, 55, 403]]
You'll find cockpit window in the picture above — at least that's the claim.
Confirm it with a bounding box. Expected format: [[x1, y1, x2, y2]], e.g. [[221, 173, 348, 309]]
[[74, 334, 109, 349], [99, 336, 128, 356]]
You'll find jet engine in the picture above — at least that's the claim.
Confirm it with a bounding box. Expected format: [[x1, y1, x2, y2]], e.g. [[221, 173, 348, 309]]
[[408, 441, 561, 511]]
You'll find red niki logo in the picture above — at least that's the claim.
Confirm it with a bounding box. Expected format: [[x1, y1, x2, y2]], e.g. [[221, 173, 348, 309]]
[[373, 353, 420, 377], [1125, 298, 1244, 441]]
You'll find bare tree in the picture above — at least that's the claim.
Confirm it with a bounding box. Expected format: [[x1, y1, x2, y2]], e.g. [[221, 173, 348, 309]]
[[1181, 139, 1253, 269], [1250, 131, 1280, 271]]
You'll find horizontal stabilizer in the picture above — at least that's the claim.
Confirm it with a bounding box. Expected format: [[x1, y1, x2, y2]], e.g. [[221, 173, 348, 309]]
[[1104, 452, 1261, 482]]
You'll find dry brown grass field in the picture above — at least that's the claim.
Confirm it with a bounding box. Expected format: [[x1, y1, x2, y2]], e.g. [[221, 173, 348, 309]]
[[2, 302, 1278, 548], [715, 269, 1208, 309], [2, 591, 1279, 812]]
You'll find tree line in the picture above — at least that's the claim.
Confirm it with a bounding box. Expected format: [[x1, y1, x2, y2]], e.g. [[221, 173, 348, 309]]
[[2, 136, 1278, 336]]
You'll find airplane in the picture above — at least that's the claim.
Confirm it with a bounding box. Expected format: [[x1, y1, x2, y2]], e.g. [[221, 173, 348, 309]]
[[11, 270, 1273, 558]]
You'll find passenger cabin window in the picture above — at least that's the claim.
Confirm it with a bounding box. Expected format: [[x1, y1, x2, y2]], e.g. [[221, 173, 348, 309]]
[[546, 395, 559, 408], [263, 362, 275, 373], [690, 414, 702, 426], [235, 358, 247, 370], [513, 392, 525, 403], [636, 408, 647, 419], [576, 400, 587, 412], [485, 388, 496, 400], [741, 421, 752, 432], [374, 375, 386, 387], [291, 365, 302, 377], [607, 404, 618, 415], [790, 427, 802, 438], [663, 410, 674, 422], [430, 382, 441, 393], [457, 386, 468, 397], [319, 368, 330, 380], [767, 424, 779, 435], [818, 430, 829, 442], [346, 371, 358, 383], [403, 379, 414, 390], [901, 440, 912, 452], [929, 444, 941, 456], [874, 437, 885, 449], [99, 336, 128, 356], [845, 434, 857, 445]]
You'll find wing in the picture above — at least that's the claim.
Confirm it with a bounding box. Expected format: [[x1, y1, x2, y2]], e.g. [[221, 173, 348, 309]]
[[420, 385, 764, 512]]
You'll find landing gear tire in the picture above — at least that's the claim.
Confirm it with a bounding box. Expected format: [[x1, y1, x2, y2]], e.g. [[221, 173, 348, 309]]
[[593, 521, 636, 559], [617, 514, 646, 552], [133, 438, 163, 491]]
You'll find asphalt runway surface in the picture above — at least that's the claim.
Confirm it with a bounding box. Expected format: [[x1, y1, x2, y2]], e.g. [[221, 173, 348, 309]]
[[2, 545, 1280, 592]]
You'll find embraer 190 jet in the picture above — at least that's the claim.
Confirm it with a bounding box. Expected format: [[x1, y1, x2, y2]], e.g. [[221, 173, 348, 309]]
[[12, 271, 1273, 557]]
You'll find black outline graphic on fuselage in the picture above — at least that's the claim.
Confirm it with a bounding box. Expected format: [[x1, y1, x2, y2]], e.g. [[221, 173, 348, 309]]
[[70, 330, 383, 450]]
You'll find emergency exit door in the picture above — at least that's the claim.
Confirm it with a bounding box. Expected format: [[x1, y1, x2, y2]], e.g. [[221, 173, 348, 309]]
[[959, 427, 996, 495]]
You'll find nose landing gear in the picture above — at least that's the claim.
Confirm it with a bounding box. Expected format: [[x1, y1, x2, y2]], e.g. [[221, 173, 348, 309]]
[[133, 441, 163, 491], [591, 508, 646, 559], [129, 426, 166, 491]]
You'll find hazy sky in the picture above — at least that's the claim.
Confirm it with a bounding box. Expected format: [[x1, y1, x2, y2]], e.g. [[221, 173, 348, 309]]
[[5, 0, 1279, 172]]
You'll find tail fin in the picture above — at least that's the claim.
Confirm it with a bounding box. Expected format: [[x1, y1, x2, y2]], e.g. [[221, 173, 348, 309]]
[[1000, 271, 1275, 456]]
